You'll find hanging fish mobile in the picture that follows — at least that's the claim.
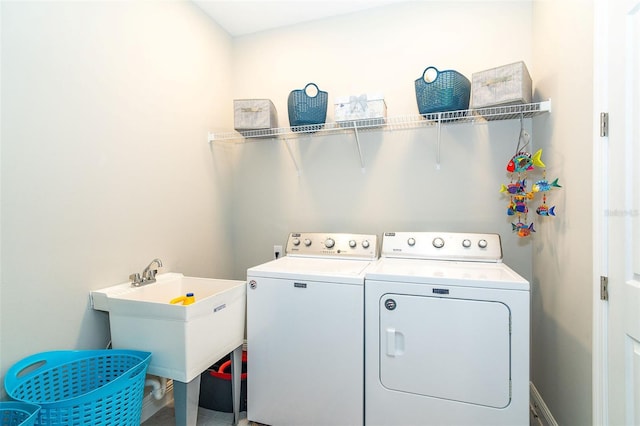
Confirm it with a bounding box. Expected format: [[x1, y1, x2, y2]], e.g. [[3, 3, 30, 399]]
[[500, 127, 562, 238]]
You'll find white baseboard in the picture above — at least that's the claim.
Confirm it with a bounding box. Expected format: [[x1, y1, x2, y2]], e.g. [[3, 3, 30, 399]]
[[140, 378, 174, 423], [530, 382, 559, 426]]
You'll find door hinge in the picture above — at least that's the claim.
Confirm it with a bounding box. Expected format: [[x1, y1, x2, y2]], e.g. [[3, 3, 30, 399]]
[[600, 112, 609, 137], [600, 276, 609, 301]]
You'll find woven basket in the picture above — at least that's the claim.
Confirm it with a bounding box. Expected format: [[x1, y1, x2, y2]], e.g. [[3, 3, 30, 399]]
[[415, 67, 471, 114], [287, 83, 328, 129], [4, 350, 151, 426], [0, 401, 40, 426]]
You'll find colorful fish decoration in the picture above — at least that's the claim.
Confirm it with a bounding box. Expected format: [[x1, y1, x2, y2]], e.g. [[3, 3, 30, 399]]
[[512, 221, 536, 237], [507, 201, 529, 215], [532, 178, 561, 193], [506, 149, 545, 173], [501, 142, 561, 238], [512, 192, 535, 201], [536, 204, 556, 216], [500, 180, 527, 195]]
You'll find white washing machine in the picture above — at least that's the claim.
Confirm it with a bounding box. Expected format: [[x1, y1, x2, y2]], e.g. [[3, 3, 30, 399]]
[[364, 232, 529, 426], [247, 232, 379, 426]]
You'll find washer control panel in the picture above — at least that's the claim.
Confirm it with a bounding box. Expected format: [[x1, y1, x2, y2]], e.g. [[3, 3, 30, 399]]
[[381, 232, 502, 262], [286, 232, 378, 260]]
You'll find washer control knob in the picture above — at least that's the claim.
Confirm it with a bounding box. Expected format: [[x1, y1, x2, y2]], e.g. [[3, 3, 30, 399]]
[[462, 239, 472, 248], [349, 240, 357, 248], [433, 237, 445, 248], [304, 238, 312, 247], [407, 238, 416, 247], [292, 238, 300, 246], [325, 238, 335, 249], [478, 239, 488, 249], [362, 240, 370, 249]]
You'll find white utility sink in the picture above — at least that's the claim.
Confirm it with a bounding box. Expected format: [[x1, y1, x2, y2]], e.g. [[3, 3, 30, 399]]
[[91, 272, 246, 426], [91, 272, 245, 382]]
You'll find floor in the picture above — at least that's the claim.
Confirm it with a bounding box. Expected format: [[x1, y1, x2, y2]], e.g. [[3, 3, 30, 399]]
[[142, 403, 250, 426], [143, 401, 540, 426]]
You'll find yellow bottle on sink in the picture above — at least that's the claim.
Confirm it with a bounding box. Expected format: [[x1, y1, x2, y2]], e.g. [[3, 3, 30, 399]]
[[170, 292, 195, 305]]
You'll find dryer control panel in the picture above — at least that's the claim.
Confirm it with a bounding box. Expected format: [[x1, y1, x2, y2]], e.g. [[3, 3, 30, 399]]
[[381, 232, 502, 262], [285, 232, 378, 260]]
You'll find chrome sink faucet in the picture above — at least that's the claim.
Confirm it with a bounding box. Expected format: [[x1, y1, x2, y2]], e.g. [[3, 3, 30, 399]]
[[130, 258, 163, 287]]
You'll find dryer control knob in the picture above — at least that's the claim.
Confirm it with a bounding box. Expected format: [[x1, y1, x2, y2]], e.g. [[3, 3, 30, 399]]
[[407, 238, 416, 247], [362, 240, 370, 249], [292, 238, 301, 246], [304, 239, 312, 246], [349, 240, 357, 248], [478, 239, 488, 249], [325, 238, 335, 249], [433, 237, 445, 248], [462, 239, 472, 248]]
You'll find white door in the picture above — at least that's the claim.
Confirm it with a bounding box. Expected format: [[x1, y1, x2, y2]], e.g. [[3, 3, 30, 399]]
[[599, 0, 640, 424]]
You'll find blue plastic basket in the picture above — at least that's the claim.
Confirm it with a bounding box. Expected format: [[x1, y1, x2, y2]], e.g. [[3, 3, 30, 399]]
[[4, 350, 151, 426], [287, 83, 328, 129], [415, 66, 471, 114], [0, 401, 40, 426]]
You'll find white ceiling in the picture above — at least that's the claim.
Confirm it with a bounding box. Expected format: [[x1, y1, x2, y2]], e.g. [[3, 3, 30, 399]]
[[192, 1, 404, 37]]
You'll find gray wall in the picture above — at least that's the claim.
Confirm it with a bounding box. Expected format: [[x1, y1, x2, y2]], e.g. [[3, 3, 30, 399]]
[[532, 1, 594, 425], [0, 3, 595, 424], [227, 1, 536, 282], [0, 0, 235, 385]]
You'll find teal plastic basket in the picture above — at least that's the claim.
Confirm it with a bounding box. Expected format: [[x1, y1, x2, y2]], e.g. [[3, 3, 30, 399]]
[[415, 66, 471, 114], [4, 350, 151, 426], [287, 82, 328, 129], [0, 401, 40, 426]]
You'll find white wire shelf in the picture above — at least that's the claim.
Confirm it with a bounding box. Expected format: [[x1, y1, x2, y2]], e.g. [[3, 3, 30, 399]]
[[207, 100, 551, 143]]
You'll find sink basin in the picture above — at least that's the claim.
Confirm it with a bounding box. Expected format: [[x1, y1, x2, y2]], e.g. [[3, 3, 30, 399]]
[[91, 272, 246, 383]]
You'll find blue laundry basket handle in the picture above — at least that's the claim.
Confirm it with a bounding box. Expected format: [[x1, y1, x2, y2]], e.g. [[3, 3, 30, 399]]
[[303, 83, 320, 98], [421, 67, 439, 84], [5, 351, 70, 385]]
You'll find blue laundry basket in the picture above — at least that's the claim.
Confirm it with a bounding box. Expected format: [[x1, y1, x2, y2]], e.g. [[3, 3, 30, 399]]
[[287, 82, 328, 129], [415, 66, 471, 114], [0, 401, 40, 426], [4, 349, 151, 426]]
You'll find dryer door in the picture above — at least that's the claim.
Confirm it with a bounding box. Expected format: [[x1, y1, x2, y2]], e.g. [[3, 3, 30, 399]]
[[380, 294, 511, 408]]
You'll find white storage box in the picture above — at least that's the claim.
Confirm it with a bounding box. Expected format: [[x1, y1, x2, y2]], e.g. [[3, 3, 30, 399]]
[[471, 62, 532, 109], [234, 99, 278, 135], [334, 94, 387, 126]]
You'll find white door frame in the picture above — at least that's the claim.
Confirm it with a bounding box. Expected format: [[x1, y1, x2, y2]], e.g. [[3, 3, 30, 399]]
[[592, 0, 608, 424]]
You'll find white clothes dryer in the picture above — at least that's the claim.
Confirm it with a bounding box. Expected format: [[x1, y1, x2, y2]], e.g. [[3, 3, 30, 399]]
[[247, 232, 379, 426], [364, 232, 529, 426]]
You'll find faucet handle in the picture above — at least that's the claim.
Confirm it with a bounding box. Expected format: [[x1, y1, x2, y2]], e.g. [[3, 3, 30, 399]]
[[129, 273, 142, 286]]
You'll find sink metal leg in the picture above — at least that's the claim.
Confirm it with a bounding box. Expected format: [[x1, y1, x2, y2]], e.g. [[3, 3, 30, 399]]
[[173, 375, 201, 426], [231, 344, 243, 425]]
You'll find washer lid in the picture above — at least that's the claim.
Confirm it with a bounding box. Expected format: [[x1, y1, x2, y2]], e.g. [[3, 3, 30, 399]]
[[247, 256, 376, 285], [366, 258, 529, 291]]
